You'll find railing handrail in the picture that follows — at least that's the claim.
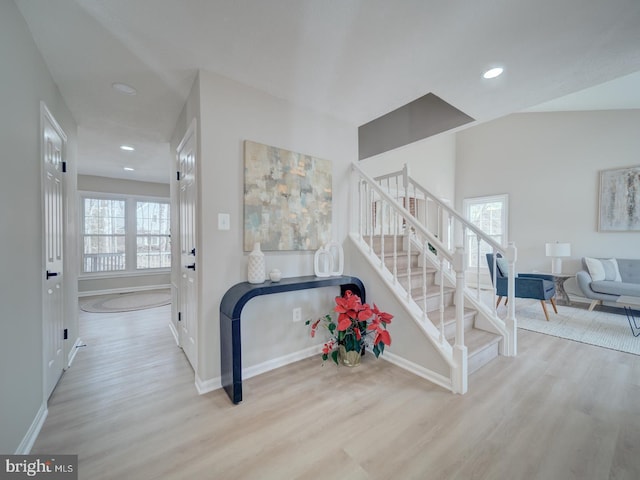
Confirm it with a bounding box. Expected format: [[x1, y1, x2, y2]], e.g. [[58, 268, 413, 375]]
[[376, 165, 503, 255], [406, 178, 505, 254], [373, 169, 405, 183], [352, 162, 453, 264]]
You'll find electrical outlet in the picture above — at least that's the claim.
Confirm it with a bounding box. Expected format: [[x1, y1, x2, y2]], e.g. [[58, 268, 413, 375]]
[[292, 307, 302, 323]]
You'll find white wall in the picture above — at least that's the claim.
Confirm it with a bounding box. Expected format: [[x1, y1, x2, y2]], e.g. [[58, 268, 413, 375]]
[[171, 70, 359, 385], [0, 1, 77, 453], [456, 110, 640, 273], [359, 132, 457, 203]]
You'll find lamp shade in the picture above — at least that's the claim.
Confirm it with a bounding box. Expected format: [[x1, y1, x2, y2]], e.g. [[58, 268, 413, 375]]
[[545, 242, 571, 257]]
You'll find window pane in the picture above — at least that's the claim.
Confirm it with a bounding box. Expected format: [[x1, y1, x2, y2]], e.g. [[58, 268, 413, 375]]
[[136, 201, 170, 235], [136, 235, 171, 269], [136, 201, 170, 269], [84, 198, 125, 234], [82, 235, 125, 272], [464, 195, 507, 269], [82, 197, 127, 272]]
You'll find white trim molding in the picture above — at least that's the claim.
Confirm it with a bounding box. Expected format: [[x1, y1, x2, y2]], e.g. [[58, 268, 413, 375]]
[[67, 337, 83, 367], [195, 374, 221, 395], [381, 351, 453, 392], [15, 402, 48, 454], [78, 283, 171, 298], [194, 345, 323, 395], [168, 322, 179, 345], [242, 345, 322, 381]]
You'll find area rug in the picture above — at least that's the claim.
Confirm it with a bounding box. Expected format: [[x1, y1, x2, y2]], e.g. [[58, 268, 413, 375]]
[[80, 289, 171, 313], [501, 300, 640, 356]]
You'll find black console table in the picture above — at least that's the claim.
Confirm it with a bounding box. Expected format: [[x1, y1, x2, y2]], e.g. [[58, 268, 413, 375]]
[[220, 275, 365, 404]]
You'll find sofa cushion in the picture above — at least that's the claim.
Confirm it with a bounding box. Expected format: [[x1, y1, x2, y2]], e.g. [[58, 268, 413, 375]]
[[590, 281, 640, 297], [584, 257, 621, 282], [617, 258, 640, 284]]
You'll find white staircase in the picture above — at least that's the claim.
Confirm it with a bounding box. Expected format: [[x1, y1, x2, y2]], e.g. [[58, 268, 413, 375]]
[[349, 162, 518, 393], [368, 235, 501, 375]]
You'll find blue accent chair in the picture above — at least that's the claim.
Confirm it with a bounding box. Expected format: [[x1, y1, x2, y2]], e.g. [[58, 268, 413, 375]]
[[486, 253, 558, 321]]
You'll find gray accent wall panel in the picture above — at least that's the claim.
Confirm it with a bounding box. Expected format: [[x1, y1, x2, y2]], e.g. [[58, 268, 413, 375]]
[[358, 93, 473, 160]]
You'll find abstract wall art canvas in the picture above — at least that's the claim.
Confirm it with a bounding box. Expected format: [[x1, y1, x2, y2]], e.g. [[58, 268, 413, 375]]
[[244, 140, 332, 251], [599, 165, 640, 231]]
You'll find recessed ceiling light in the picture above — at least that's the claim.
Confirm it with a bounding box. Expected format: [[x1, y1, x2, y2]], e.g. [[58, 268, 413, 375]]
[[123, 167, 135, 171], [112, 82, 137, 95], [120, 145, 135, 151], [483, 67, 504, 79]]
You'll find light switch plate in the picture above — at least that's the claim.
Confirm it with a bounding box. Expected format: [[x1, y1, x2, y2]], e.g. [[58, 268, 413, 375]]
[[218, 213, 230, 230]]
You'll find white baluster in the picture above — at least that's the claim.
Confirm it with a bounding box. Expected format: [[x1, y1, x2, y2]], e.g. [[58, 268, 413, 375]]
[[380, 200, 385, 269], [406, 224, 412, 302], [422, 240, 428, 320], [439, 256, 445, 344], [393, 210, 398, 284]]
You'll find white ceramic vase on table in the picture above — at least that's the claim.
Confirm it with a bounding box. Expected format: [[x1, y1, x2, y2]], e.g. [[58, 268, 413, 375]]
[[248, 242, 265, 284]]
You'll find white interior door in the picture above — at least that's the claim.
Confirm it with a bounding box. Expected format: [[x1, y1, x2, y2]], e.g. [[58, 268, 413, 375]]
[[41, 102, 66, 399], [177, 121, 198, 370]]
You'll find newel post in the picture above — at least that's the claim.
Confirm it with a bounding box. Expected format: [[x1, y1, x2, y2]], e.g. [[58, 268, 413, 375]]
[[452, 246, 468, 394], [504, 242, 518, 356]]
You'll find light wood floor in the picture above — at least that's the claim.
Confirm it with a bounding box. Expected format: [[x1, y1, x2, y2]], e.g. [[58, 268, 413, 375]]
[[33, 305, 640, 479]]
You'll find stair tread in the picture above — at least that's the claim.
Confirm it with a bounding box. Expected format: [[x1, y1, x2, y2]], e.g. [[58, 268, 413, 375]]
[[396, 267, 437, 277], [411, 286, 455, 301], [448, 328, 501, 354], [426, 304, 473, 317]]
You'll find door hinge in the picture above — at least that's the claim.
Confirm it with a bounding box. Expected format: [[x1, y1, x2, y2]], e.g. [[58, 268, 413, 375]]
[[176, 171, 180, 181], [178, 312, 182, 322], [62, 161, 67, 173], [63, 328, 68, 340]]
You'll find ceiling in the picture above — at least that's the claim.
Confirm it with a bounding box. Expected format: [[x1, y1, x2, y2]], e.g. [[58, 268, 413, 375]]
[[15, 0, 640, 184]]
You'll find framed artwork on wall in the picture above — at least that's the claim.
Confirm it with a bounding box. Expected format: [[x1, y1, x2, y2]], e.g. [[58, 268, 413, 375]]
[[599, 165, 640, 232], [243, 140, 332, 251]]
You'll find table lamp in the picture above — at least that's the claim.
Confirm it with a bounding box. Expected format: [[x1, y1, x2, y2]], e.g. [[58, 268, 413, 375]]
[[545, 242, 571, 274]]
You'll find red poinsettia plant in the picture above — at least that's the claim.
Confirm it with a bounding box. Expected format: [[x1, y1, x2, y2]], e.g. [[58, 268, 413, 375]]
[[306, 290, 393, 365]]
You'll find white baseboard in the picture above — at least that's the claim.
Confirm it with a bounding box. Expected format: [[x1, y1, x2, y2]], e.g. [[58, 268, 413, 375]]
[[381, 351, 453, 392], [67, 337, 83, 367], [242, 345, 322, 381], [195, 374, 221, 395], [194, 345, 323, 395], [78, 284, 171, 298], [15, 402, 48, 454], [168, 322, 179, 345]]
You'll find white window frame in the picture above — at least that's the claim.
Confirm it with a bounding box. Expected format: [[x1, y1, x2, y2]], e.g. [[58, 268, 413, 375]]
[[463, 194, 509, 271], [80, 192, 171, 278], [135, 200, 171, 270]]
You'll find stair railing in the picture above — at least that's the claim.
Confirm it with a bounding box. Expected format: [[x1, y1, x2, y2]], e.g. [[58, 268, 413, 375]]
[[351, 162, 517, 364]]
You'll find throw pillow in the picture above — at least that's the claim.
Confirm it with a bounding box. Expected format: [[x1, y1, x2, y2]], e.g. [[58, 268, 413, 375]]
[[584, 257, 605, 281], [602, 258, 622, 282], [585, 257, 622, 282], [496, 257, 509, 277]]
